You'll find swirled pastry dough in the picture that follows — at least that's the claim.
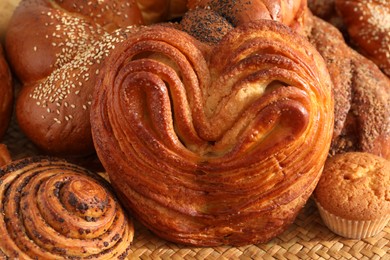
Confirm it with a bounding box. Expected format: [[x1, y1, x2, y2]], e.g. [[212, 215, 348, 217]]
[[91, 20, 334, 246], [0, 157, 134, 259]]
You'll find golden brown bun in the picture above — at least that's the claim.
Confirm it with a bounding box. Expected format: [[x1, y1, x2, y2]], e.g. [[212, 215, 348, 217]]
[[137, 0, 188, 24], [188, 0, 307, 33], [305, 11, 390, 159], [91, 20, 334, 246], [0, 45, 13, 140], [0, 157, 134, 259], [335, 0, 390, 77], [5, 0, 143, 156]]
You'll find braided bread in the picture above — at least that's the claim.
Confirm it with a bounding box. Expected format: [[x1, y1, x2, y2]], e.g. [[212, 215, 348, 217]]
[[91, 20, 334, 246], [0, 157, 134, 259], [5, 0, 143, 156]]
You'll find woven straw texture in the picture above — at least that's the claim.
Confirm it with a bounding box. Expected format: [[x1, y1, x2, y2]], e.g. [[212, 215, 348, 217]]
[[3, 113, 389, 260]]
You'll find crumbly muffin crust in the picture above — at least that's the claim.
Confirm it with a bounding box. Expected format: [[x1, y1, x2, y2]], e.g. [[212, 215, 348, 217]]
[[315, 152, 390, 220]]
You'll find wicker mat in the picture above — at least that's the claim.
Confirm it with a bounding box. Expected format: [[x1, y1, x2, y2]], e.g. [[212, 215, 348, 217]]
[[3, 114, 390, 260]]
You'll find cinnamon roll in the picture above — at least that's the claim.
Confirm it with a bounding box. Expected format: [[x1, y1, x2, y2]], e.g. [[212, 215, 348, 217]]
[[91, 20, 334, 246], [0, 157, 134, 259]]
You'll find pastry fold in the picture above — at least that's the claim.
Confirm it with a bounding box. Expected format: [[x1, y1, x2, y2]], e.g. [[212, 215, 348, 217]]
[[91, 20, 334, 246]]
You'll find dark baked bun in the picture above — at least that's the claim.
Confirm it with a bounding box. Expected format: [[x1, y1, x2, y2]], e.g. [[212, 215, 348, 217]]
[[5, 0, 143, 156], [180, 8, 234, 44], [0, 44, 13, 140], [91, 20, 333, 246], [187, 0, 308, 33], [335, 0, 390, 77], [305, 11, 390, 159], [0, 157, 134, 259]]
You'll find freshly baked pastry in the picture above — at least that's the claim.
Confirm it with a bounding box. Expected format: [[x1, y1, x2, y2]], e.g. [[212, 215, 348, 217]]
[[91, 20, 334, 246], [180, 8, 234, 44], [0, 157, 134, 259], [0, 44, 13, 140], [5, 0, 144, 156], [335, 0, 390, 77], [314, 152, 390, 239], [187, 0, 308, 33], [305, 11, 390, 159]]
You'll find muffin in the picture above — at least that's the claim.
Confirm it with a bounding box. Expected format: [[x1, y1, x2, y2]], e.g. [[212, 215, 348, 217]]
[[314, 152, 390, 239]]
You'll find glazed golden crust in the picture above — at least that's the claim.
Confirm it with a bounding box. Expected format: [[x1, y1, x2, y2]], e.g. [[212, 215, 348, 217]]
[[0, 45, 13, 140], [314, 152, 390, 220], [5, 0, 143, 156], [14, 26, 143, 156], [6, 0, 142, 83], [305, 12, 390, 160], [91, 20, 334, 246], [0, 157, 134, 259], [335, 0, 390, 77]]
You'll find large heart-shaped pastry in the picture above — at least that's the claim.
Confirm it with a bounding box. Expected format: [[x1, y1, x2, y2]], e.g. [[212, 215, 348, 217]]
[[91, 20, 334, 246]]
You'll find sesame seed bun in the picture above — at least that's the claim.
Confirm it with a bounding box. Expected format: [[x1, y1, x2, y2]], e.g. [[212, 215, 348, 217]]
[[335, 0, 390, 77], [5, 0, 143, 156]]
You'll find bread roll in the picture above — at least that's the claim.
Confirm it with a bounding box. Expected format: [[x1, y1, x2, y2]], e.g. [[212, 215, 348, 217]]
[[188, 0, 308, 33], [335, 0, 390, 77], [305, 11, 390, 159], [0, 157, 134, 259], [91, 20, 334, 246], [5, 0, 143, 156]]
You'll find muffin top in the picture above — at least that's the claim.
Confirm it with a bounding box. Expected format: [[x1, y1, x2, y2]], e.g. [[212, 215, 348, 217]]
[[314, 152, 390, 220]]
